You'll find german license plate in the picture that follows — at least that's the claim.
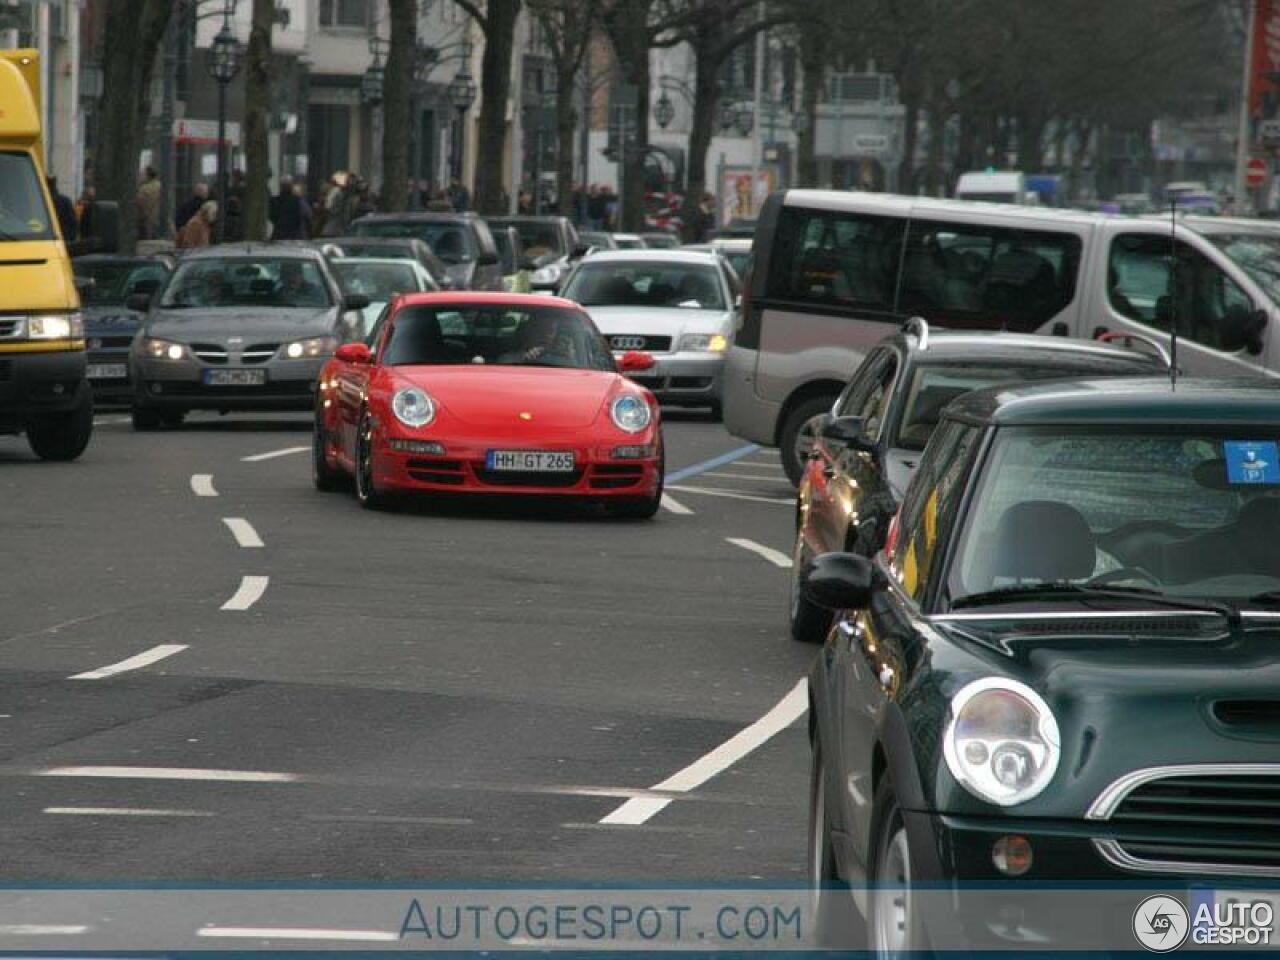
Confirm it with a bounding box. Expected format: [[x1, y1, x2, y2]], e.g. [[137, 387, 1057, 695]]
[[204, 369, 266, 387], [485, 450, 575, 472], [86, 363, 127, 380]]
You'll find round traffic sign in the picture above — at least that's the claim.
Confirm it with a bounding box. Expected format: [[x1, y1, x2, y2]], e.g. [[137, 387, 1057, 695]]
[[1247, 157, 1269, 188]]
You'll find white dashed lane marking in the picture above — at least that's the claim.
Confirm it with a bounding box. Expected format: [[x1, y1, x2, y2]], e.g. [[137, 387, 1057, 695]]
[[69, 644, 188, 680], [221, 575, 269, 611], [44, 806, 215, 818], [197, 928, 399, 942], [659, 493, 693, 515], [240, 446, 309, 463], [190, 474, 218, 497], [222, 517, 264, 548], [36, 765, 301, 783], [668, 485, 791, 505], [725, 537, 793, 567]]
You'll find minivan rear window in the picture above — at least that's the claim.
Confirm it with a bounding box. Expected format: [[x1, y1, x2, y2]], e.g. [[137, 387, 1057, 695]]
[[765, 205, 906, 312]]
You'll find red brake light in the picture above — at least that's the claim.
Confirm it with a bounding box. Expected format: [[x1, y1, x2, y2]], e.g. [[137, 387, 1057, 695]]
[[884, 508, 902, 556]]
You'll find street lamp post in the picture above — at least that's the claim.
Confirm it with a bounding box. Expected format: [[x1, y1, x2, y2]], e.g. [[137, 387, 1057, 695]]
[[207, 7, 242, 243], [447, 56, 477, 183]]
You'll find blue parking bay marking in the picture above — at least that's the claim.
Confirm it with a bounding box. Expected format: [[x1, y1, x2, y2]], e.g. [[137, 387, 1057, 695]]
[[664, 443, 760, 484]]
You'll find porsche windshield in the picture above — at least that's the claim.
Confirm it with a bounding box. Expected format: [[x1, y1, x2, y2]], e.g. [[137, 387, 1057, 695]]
[[383, 305, 614, 371], [946, 427, 1280, 605], [160, 258, 332, 309]]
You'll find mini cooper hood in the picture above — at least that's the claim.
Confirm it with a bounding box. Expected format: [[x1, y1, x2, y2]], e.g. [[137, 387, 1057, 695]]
[[585, 305, 731, 339], [144, 306, 337, 342], [390, 367, 627, 428]]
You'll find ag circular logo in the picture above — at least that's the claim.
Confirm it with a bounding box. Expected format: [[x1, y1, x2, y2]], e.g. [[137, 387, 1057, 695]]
[[1133, 895, 1190, 952]]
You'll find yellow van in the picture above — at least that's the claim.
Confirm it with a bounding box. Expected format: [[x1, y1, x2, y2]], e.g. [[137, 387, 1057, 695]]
[[0, 49, 92, 460]]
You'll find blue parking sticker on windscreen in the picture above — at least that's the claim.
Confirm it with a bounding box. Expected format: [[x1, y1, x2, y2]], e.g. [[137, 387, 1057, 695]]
[[1224, 441, 1280, 484]]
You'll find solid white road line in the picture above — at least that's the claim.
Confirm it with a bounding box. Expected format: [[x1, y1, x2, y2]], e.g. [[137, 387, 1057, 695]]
[[659, 493, 693, 515], [37, 765, 300, 783], [701, 470, 788, 481], [0, 925, 89, 936], [240, 445, 309, 463], [222, 517, 264, 548], [599, 679, 808, 826], [667, 484, 792, 506], [69, 644, 188, 681], [197, 927, 399, 942], [221, 575, 269, 611], [44, 806, 214, 817], [190, 473, 218, 497], [726, 537, 794, 568]]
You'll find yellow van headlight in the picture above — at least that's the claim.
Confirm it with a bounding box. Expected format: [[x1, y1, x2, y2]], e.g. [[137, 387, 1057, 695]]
[[27, 313, 84, 339]]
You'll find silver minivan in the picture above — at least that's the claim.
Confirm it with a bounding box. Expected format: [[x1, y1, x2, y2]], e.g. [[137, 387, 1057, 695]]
[[726, 189, 1280, 483]]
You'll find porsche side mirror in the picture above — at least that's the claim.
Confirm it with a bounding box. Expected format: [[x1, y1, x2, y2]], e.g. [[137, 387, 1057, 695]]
[[125, 293, 151, 312], [343, 293, 371, 311], [618, 350, 656, 372], [802, 552, 879, 611], [335, 342, 373, 364]]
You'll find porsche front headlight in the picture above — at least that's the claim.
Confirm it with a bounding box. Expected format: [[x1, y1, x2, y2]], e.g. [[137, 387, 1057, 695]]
[[27, 312, 84, 339], [283, 336, 337, 359], [610, 394, 652, 433], [392, 387, 436, 428], [942, 678, 1060, 807]]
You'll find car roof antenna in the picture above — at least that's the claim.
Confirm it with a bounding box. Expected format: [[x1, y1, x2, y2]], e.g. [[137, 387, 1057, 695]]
[[1168, 200, 1178, 390]]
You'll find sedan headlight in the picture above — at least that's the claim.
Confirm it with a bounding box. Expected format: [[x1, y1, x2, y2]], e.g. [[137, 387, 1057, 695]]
[[531, 263, 565, 285], [610, 394, 652, 433], [678, 332, 729, 352], [27, 312, 84, 339], [392, 387, 437, 428], [942, 678, 1060, 807], [142, 337, 186, 361], [283, 336, 337, 359]]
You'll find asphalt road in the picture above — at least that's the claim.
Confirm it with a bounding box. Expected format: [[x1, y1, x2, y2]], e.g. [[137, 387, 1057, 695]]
[[0, 409, 814, 884]]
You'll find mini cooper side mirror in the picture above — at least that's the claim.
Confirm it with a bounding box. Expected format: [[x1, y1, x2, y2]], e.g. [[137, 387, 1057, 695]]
[[335, 342, 373, 364], [343, 293, 371, 311], [821, 414, 875, 452], [618, 349, 657, 372], [802, 552, 879, 611], [125, 293, 152, 312]]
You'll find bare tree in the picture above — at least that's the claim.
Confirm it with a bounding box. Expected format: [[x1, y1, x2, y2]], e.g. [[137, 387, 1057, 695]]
[[526, 0, 602, 217], [95, 0, 179, 253], [453, 0, 523, 214], [381, 0, 420, 212], [242, 0, 273, 240]]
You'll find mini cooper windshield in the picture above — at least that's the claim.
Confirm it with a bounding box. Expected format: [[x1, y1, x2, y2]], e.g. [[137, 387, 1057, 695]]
[[946, 427, 1280, 607], [383, 305, 615, 371], [160, 258, 332, 309]]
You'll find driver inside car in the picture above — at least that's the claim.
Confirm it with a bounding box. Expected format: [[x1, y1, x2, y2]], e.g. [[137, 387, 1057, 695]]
[[500, 313, 578, 366]]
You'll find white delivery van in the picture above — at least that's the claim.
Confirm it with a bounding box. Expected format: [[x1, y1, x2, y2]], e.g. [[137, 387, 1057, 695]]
[[725, 189, 1280, 483]]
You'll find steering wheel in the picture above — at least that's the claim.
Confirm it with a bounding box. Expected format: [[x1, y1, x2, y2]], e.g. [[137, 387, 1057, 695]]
[[1088, 566, 1161, 588]]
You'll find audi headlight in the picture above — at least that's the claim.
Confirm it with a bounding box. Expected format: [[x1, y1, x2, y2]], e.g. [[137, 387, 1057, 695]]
[[679, 332, 729, 352], [392, 387, 437, 428], [143, 337, 186, 361], [531, 264, 564, 285], [27, 312, 84, 339], [283, 336, 337, 359], [610, 394, 652, 433], [942, 678, 1060, 807]]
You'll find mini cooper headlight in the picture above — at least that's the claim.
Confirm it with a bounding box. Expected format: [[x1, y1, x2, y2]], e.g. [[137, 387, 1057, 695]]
[[143, 337, 185, 361], [610, 394, 651, 433], [942, 678, 1060, 807], [27, 312, 84, 339], [283, 336, 337, 359], [392, 387, 436, 428]]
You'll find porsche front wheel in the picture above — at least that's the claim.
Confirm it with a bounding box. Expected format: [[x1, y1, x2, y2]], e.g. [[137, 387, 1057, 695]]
[[606, 446, 663, 520], [312, 407, 346, 492], [354, 411, 390, 510]]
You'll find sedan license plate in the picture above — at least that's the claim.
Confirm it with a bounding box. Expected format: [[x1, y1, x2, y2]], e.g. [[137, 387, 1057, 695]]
[[485, 450, 575, 472], [86, 363, 127, 380], [204, 369, 266, 387]]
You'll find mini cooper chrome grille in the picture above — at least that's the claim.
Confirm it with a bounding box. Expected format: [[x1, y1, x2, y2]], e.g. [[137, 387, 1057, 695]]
[[1091, 766, 1280, 877]]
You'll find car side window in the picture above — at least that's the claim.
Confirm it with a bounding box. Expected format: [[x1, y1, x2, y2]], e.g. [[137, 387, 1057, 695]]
[[834, 350, 899, 442], [890, 420, 980, 602], [767, 205, 906, 311], [1109, 234, 1255, 351], [898, 222, 1081, 332]]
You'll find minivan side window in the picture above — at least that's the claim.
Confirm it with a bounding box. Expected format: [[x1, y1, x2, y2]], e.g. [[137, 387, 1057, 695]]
[[897, 222, 1082, 331], [765, 206, 906, 312], [1108, 234, 1253, 351]]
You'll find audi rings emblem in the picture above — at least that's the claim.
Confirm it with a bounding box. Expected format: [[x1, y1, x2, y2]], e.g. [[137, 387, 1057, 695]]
[[611, 336, 646, 350]]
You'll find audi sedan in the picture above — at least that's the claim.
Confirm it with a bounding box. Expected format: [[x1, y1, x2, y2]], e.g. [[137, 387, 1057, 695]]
[[127, 245, 368, 429], [558, 250, 739, 417]]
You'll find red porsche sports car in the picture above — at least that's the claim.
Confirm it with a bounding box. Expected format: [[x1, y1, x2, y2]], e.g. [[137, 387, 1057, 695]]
[[313, 292, 664, 517]]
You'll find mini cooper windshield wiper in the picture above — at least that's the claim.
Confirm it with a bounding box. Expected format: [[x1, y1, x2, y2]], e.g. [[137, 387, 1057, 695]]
[[950, 582, 1240, 622]]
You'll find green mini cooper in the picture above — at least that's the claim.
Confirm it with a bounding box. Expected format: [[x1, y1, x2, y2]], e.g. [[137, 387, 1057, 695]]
[[804, 377, 1280, 953]]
